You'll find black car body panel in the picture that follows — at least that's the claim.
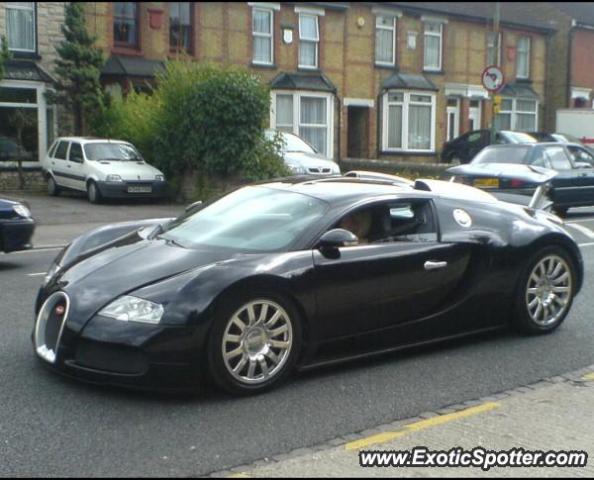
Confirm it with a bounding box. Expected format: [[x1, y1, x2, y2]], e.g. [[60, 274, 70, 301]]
[[0, 197, 35, 253], [33, 178, 583, 391]]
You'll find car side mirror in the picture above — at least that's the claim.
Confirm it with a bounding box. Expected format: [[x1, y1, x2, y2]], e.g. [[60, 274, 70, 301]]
[[318, 228, 359, 250], [185, 200, 203, 214]]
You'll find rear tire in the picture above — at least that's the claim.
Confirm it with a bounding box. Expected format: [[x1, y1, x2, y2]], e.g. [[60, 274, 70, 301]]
[[207, 290, 303, 396], [47, 176, 60, 197], [87, 181, 102, 204], [512, 246, 576, 335]]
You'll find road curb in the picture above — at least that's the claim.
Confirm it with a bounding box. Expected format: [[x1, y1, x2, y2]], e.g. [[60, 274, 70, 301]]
[[204, 363, 594, 478]]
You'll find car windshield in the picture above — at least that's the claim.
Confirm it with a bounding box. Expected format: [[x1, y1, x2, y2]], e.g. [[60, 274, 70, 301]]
[[473, 146, 531, 164], [266, 130, 317, 154], [502, 132, 539, 143], [84, 142, 143, 161], [159, 186, 328, 252]]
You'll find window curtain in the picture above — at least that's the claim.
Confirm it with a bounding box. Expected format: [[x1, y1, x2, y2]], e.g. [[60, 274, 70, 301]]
[[253, 10, 272, 63], [6, 3, 35, 51], [275, 95, 293, 132], [408, 104, 431, 149], [387, 105, 402, 148], [424, 35, 440, 69], [494, 113, 512, 130], [299, 97, 327, 155], [517, 38, 530, 77], [299, 15, 317, 67], [375, 27, 393, 64]]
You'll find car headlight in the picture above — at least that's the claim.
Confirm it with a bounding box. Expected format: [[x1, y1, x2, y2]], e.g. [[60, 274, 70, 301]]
[[106, 174, 123, 182], [13, 204, 31, 218], [155, 174, 165, 181], [287, 164, 307, 174], [99, 296, 164, 324]]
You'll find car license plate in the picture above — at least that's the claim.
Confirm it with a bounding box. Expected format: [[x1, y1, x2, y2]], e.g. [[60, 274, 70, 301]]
[[473, 178, 499, 188], [128, 186, 152, 193]]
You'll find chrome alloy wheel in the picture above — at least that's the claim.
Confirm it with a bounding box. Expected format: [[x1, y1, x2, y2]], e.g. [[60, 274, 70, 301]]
[[222, 300, 293, 385], [525, 254, 572, 327]]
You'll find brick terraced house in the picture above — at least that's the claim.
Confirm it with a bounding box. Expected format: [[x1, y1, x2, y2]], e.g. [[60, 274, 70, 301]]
[[0, 2, 67, 166], [83, 2, 554, 163]]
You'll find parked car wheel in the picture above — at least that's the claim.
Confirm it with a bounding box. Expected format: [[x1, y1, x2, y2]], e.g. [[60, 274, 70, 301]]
[[513, 246, 576, 334], [47, 176, 61, 197], [207, 291, 303, 395], [87, 181, 102, 204]]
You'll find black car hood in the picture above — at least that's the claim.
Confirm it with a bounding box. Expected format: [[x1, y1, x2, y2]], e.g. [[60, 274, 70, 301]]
[[55, 237, 237, 329]]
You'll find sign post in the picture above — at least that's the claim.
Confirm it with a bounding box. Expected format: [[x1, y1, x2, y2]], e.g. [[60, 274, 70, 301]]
[[481, 65, 505, 144]]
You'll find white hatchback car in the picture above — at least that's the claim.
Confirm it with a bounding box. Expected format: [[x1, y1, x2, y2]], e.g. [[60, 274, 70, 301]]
[[42, 137, 167, 203]]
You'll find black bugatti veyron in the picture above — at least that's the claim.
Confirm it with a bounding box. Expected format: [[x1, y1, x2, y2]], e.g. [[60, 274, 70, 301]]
[[33, 173, 583, 395]]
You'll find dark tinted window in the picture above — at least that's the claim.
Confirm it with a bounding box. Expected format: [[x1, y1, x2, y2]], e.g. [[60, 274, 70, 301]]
[[69, 143, 83, 162], [54, 141, 69, 160], [472, 146, 531, 165]]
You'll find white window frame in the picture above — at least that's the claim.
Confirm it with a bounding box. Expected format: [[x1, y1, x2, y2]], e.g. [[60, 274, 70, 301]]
[[423, 21, 443, 71], [0, 79, 49, 165], [516, 36, 531, 79], [251, 7, 274, 65], [446, 98, 460, 142], [270, 90, 335, 159], [298, 13, 320, 69], [382, 90, 437, 153], [496, 97, 538, 130], [5, 1, 36, 53], [487, 31, 501, 67], [375, 15, 397, 66]]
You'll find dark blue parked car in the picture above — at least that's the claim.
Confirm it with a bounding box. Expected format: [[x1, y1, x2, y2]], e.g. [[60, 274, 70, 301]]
[[0, 197, 35, 253]]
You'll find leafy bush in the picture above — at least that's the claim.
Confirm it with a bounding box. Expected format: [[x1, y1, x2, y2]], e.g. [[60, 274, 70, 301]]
[[90, 60, 287, 199]]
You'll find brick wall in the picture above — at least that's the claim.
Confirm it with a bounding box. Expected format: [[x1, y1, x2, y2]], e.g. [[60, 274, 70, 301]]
[[83, 2, 550, 163]]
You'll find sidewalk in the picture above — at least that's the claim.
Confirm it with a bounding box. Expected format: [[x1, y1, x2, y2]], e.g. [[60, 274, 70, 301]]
[[211, 365, 594, 478]]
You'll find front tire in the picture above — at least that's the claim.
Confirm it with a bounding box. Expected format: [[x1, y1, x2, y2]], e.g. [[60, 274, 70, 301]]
[[47, 176, 61, 196], [207, 291, 303, 395], [512, 246, 576, 334], [87, 181, 102, 204]]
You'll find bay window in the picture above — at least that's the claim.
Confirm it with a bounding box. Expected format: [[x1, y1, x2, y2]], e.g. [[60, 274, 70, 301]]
[[375, 15, 396, 66], [298, 14, 319, 69], [383, 91, 436, 152], [423, 21, 443, 71], [252, 8, 273, 65], [5, 2, 36, 53], [272, 91, 334, 158], [494, 98, 538, 131], [516, 36, 531, 79]]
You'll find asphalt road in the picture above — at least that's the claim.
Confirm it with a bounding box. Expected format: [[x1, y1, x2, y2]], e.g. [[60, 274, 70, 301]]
[[2, 210, 594, 477]]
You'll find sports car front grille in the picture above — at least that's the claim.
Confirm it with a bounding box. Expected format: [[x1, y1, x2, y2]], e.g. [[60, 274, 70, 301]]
[[34, 292, 69, 364]]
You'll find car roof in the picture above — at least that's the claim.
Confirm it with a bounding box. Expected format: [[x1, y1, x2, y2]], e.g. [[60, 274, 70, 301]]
[[53, 137, 131, 144]]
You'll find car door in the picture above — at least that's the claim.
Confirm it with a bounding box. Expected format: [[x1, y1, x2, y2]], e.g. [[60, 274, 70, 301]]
[[67, 142, 86, 191], [312, 198, 475, 342], [545, 145, 583, 206], [50, 140, 70, 188], [565, 145, 594, 203]]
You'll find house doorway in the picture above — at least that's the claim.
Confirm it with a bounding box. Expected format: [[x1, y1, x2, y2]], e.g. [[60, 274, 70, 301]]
[[347, 106, 369, 158]]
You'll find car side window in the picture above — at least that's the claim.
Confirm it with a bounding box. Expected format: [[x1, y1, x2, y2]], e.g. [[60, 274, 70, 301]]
[[530, 149, 550, 168], [567, 146, 594, 166], [54, 141, 69, 160], [544, 146, 572, 170], [47, 141, 58, 158], [334, 200, 437, 246], [69, 143, 84, 163], [467, 132, 482, 145]]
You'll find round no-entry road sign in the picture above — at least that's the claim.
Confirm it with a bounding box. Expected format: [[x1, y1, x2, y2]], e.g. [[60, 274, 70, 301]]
[[481, 65, 505, 92]]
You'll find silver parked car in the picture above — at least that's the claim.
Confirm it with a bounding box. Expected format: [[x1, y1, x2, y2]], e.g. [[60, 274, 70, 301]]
[[265, 129, 340, 176]]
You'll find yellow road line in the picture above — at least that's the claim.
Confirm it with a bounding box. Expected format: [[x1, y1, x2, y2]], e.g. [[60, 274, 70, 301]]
[[582, 372, 594, 381], [345, 402, 500, 451]]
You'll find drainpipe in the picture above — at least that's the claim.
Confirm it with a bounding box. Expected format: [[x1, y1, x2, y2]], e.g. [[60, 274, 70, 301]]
[[566, 20, 576, 109]]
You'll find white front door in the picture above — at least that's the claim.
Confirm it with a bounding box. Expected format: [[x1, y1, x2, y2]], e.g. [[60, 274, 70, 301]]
[[469, 99, 482, 131], [446, 98, 460, 141]]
